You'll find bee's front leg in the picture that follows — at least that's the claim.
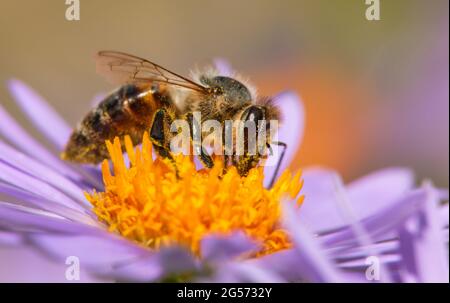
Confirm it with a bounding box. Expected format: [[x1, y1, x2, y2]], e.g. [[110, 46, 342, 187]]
[[150, 108, 180, 177], [184, 112, 214, 169], [221, 154, 231, 176]]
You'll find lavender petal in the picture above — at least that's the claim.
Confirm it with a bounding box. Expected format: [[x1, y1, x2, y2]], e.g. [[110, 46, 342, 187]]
[[440, 203, 449, 227], [0, 204, 152, 277], [397, 183, 449, 282], [0, 202, 99, 234], [28, 232, 152, 276], [0, 231, 23, 246], [299, 167, 415, 233], [213, 58, 233, 76], [0, 161, 86, 212], [91, 92, 107, 107], [0, 246, 111, 282], [111, 246, 198, 282], [264, 91, 305, 187], [328, 240, 398, 262], [281, 200, 347, 282], [203, 261, 285, 283], [7, 79, 71, 150], [0, 140, 91, 209], [320, 189, 428, 248], [347, 167, 414, 217], [338, 254, 401, 269], [298, 168, 344, 232], [0, 183, 98, 225], [0, 106, 80, 180], [200, 231, 259, 263]]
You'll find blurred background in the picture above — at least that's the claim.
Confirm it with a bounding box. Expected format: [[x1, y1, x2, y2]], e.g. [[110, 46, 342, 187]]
[[0, 0, 448, 188]]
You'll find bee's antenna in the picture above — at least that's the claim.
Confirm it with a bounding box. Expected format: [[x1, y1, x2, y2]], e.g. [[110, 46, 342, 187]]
[[266, 143, 274, 156], [268, 141, 287, 188]]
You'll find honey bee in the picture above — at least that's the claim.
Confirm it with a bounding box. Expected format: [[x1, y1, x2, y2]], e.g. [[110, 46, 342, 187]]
[[62, 51, 287, 186]]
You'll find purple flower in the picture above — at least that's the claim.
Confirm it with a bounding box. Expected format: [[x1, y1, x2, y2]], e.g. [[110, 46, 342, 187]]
[[0, 63, 448, 282]]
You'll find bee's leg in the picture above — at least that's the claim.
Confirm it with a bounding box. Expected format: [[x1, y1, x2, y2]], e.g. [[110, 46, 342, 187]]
[[221, 120, 237, 176], [267, 141, 287, 188], [221, 154, 230, 176], [233, 153, 259, 177], [150, 108, 180, 177], [185, 112, 214, 169]]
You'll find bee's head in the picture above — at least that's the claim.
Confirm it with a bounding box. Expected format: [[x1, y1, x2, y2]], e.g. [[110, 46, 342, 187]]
[[240, 101, 280, 139], [201, 76, 253, 104], [232, 101, 281, 176], [238, 98, 281, 130], [236, 98, 281, 157]]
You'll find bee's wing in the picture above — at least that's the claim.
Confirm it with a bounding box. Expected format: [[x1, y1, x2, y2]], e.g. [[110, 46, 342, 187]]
[[96, 51, 208, 93]]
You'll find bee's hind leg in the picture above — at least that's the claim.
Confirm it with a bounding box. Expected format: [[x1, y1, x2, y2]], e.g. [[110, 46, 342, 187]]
[[150, 108, 180, 178]]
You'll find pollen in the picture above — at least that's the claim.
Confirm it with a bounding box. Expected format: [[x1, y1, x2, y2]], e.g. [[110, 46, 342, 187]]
[[85, 133, 304, 257]]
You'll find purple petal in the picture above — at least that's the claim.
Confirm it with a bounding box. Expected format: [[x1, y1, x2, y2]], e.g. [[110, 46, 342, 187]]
[[0, 140, 91, 209], [7, 79, 71, 150], [245, 249, 303, 281], [0, 106, 80, 181], [320, 189, 428, 247], [156, 246, 198, 274], [111, 246, 198, 282], [28, 232, 151, 276], [200, 231, 259, 262], [437, 188, 449, 200], [0, 202, 98, 233], [329, 239, 404, 273], [0, 246, 110, 282], [213, 58, 233, 76], [264, 91, 305, 187], [329, 240, 398, 261], [338, 254, 401, 269], [108, 254, 163, 282], [91, 92, 107, 107], [299, 167, 415, 233], [312, 172, 397, 282], [298, 168, 343, 232], [247, 248, 365, 282], [0, 101, 102, 189], [0, 231, 23, 246], [203, 261, 285, 283], [439, 203, 449, 227], [347, 167, 414, 217], [0, 183, 98, 225], [0, 203, 176, 281], [397, 183, 449, 282], [0, 161, 86, 212], [280, 200, 346, 282]]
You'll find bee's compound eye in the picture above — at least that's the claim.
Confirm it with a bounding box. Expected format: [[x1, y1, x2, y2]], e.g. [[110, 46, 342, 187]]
[[240, 106, 267, 156], [210, 76, 251, 103]]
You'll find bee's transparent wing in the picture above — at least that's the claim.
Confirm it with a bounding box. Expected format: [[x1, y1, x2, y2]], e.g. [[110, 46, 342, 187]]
[[96, 51, 208, 93]]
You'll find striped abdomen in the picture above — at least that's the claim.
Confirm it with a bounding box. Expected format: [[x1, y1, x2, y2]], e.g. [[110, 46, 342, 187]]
[[62, 84, 160, 164]]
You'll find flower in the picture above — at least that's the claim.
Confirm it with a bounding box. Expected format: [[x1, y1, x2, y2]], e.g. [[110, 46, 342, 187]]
[[86, 135, 303, 256], [0, 60, 448, 282], [0, 73, 306, 282]]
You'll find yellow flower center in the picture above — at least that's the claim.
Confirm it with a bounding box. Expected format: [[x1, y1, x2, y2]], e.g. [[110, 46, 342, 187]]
[[85, 133, 304, 257]]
